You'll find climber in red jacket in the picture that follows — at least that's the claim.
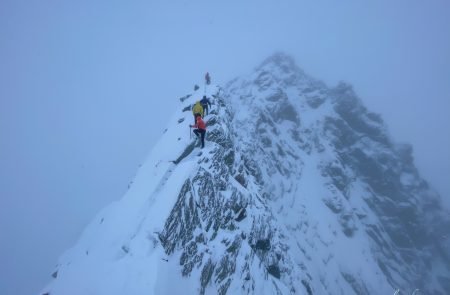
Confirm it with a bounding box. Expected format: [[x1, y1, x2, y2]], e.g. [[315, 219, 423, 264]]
[[190, 115, 207, 148]]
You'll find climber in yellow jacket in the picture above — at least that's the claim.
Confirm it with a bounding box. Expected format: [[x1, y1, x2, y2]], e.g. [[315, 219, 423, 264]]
[[192, 101, 204, 124]]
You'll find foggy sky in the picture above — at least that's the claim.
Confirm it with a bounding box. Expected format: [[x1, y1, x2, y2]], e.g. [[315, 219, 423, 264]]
[[0, 0, 449, 294]]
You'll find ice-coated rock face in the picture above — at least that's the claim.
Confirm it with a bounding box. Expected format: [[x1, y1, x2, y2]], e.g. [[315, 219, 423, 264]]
[[42, 54, 450, 295], [222, 53, 449, 294]]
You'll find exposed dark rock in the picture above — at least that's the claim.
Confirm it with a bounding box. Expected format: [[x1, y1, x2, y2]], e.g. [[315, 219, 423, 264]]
[[302, 279, 313, 295], [339, 212, 357, 237], [226, 236, 242, 254], [223, 149, 235, 171], [267, 264, 281, 279], [214, 255, 234, 293], [206, 115, 218, 127], [172, 142, 196, 165], [200, 259, 215, 294], [306, 94, 325, 108], [121, 245, 129, 254], [207, 128, 231, 149], [234, 173, 246, 188], [243, 157, 264, 185], [180, 94, 192, 102], [261, 136, 272, 148], [254, 71, 273, 91], [323, 196, 343, 214], [341, 272, 370, 295], [159, 179, 200, 254], [273, 101, 299, 124], [265, 88, 288, 102], [235, 208, 247, 222], [180, 241, 201, 276], [331, 83, 389, 146], [253, 239, 271, 251]]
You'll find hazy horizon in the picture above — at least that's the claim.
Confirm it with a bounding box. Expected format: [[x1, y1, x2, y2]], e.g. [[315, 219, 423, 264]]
[[1, 1, 449, 294]]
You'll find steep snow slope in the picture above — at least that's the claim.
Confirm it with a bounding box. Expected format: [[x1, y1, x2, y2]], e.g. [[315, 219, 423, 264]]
[[40, 85, 223, 294], [42, 54, 450, 295]]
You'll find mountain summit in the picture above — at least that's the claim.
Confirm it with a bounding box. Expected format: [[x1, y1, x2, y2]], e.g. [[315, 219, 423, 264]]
[[42, 54, 450, 295]]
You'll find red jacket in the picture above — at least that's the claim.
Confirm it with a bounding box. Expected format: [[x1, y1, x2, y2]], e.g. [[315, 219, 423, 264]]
[[192, 116, 206, 130]]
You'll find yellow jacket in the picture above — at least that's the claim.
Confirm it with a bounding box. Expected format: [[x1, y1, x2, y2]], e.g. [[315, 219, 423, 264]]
[[192, 102, 204, 117]]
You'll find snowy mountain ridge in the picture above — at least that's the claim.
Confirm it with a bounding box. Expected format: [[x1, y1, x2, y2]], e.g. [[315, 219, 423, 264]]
[[42, 53, 450, 295]]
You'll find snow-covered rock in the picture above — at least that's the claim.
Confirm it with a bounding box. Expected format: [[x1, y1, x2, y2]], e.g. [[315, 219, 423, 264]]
[[41, 53, 450, 295]]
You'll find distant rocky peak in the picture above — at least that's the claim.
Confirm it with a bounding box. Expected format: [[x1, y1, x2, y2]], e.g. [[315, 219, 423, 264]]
[[258, 52, 297, 69], [254, 52, 306, 87]]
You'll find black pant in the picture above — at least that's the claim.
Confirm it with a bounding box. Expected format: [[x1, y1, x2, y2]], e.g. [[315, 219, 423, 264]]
[[201, 104, 208, 116], [193, 128, 206, 148]]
